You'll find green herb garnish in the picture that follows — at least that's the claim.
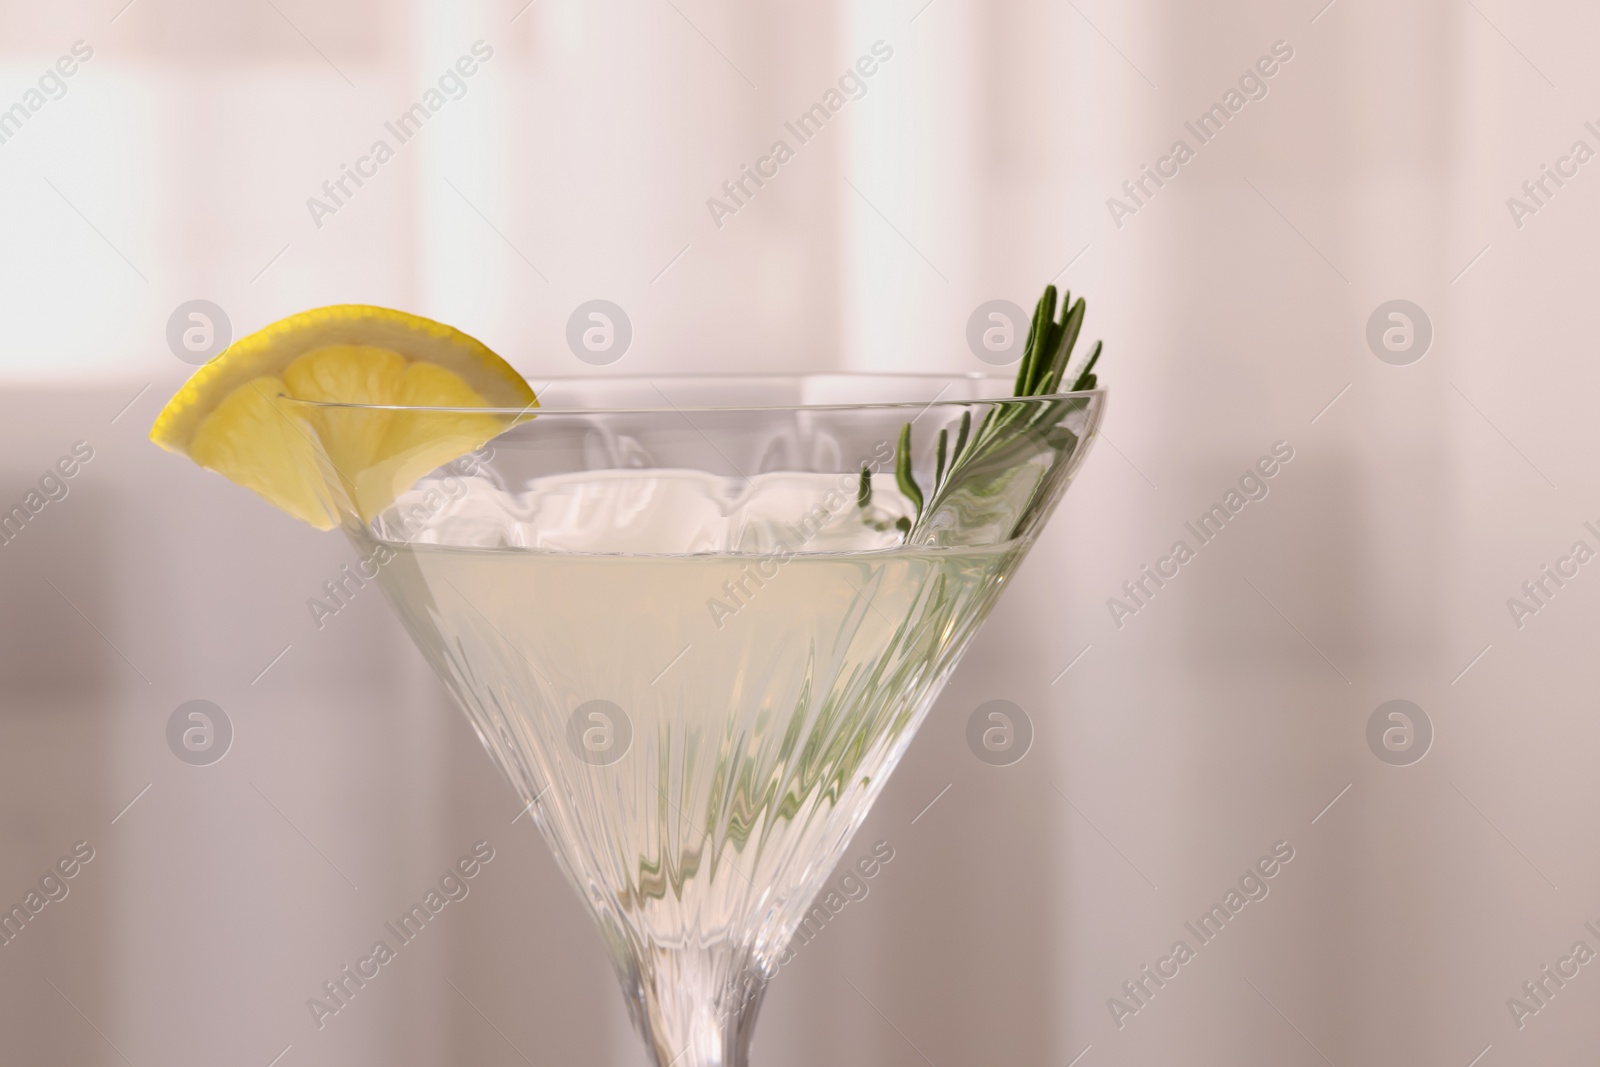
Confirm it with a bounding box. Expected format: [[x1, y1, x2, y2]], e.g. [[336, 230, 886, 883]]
[[885, 283, 1103, 537]]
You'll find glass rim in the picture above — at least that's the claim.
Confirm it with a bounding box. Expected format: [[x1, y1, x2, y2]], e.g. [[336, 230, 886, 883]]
[[274, 372, 1106, 416]]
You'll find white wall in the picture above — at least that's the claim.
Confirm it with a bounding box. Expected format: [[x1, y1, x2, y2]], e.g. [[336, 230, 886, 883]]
[[1, 0, 1597, 1064]]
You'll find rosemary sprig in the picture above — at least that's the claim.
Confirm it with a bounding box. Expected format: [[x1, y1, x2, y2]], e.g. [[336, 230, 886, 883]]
[[878, 283, 1103, 536]]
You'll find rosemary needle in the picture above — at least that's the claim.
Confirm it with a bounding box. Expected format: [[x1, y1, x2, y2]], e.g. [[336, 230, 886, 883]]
[[877, 283, 1104, 538]]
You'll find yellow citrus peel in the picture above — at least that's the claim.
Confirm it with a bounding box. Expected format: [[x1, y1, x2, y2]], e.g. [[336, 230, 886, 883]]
[[151, 305, 535, 529]]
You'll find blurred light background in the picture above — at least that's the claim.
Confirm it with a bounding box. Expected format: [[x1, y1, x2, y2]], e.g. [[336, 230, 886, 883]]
[[2, 0, 1597, 1064]]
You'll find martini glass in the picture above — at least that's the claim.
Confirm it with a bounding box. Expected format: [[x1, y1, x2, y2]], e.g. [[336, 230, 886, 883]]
[[283, 374, 1103, 1067]]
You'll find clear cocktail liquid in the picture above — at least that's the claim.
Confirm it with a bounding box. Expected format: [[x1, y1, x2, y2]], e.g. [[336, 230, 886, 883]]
[[353, 470, 1017, 977]]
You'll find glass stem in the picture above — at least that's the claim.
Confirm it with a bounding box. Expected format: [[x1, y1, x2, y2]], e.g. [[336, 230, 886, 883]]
[[618, 942, 769, 1067]]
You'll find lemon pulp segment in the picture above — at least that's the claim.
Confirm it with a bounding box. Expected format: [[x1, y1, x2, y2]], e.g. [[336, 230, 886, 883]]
[[151, 306, 535, 529]]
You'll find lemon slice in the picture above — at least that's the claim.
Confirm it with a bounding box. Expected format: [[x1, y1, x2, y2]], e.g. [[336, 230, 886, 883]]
[[151, 305, 536, 530]]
